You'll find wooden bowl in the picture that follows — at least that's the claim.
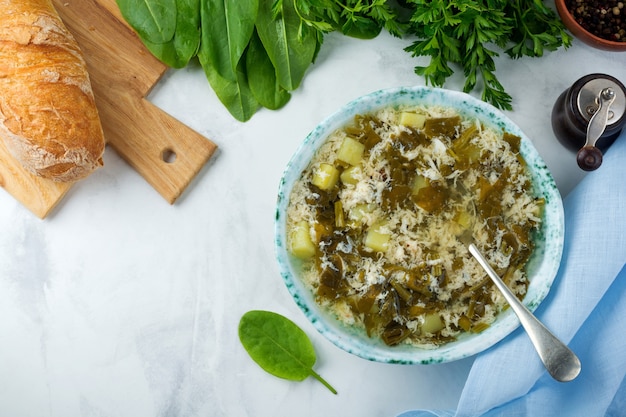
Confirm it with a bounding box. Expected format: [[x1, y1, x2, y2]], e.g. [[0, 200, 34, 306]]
[[555, 0, 626, 51]]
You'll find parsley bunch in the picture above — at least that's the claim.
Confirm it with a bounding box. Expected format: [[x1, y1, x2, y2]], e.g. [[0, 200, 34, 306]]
[[403, 0, 571, 110]]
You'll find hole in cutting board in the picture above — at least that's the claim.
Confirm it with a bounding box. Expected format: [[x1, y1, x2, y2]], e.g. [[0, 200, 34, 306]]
[[161, 148, 177, 164]]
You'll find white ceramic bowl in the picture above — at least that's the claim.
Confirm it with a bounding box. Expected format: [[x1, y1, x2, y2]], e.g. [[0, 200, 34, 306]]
[[275, 86, 564, 364]]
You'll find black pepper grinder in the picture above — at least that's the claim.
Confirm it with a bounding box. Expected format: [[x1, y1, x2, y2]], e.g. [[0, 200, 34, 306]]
[[551, 73, 626, 171]]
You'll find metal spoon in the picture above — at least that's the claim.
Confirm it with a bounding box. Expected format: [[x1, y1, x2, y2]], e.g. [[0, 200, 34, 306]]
[[468, 244, 581, 382]]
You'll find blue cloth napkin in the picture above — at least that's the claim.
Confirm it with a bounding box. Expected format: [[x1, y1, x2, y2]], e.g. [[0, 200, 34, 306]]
[[398, 133, 626, 417]]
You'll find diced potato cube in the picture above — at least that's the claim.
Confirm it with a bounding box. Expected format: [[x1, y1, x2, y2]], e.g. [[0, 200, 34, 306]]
[[340, 165, 362, 185], [311, 163, 339, 190], [364, 222, 390, 252], [289, 221, 316, 259], [421, 313, 444, 334], [336, 137, 365, 166], [454, 210, 474, 230], [365, 230, 390, 252], [411, 174, 428, 195], [399, 112, 427, 129], [349, 203, 376, 223]]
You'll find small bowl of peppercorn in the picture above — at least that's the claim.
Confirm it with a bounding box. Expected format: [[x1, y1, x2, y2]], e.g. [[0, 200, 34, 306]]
[[556, 0, 626, 51]]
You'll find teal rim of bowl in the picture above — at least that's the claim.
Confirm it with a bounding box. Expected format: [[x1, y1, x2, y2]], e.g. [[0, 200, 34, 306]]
[[275, 86, 565, 364]]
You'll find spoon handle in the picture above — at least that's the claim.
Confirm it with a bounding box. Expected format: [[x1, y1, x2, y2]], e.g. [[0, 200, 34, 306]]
[[469, 244, 581, 382]]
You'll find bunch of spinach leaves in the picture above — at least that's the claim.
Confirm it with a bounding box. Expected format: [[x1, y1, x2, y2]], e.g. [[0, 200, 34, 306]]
[[116, 0, 402, 121], [117, 0, 307, 121]]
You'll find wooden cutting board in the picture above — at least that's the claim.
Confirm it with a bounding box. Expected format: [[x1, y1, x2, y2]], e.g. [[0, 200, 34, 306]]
[[0, 0, 217, 218]]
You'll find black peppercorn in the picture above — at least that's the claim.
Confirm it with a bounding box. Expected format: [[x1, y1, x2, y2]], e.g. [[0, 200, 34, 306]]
[[567, 0, 626, 42]]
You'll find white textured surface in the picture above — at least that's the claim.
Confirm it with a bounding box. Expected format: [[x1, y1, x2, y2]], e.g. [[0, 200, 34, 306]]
[[0, 30, 623, 417]]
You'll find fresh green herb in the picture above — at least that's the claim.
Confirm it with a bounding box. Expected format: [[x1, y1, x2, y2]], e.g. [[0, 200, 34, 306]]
[[116, 0, 570, 119], [141, 0, 201, 68], [246, 31, 291, 110], [196, 0, 260, 121], [200, 0, 258, 81], [238, 310, 337, 394], [117, 0, 317, 121], [117, 0, 177, 44], [505, 0, 572, 58], [403, 0, 571, 110], [199, 49, 260, 122], [294, 0, 405, 39], [256, 0, 318, 92]]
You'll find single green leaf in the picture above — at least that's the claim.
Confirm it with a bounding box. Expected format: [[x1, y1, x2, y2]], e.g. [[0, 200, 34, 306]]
[[116, 0, 177, 44], [246, 31, 291, 110], [239, 310, 337, 394], [198, 49, 260, 122], [256, 0, 318, 91], [340, 15, 382, 40], [143, 40, 184, 68], [200, 0, 259, 81], [141, 0, 201, 68]]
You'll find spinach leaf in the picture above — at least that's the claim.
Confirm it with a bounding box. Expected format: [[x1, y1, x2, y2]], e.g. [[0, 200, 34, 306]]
[[116, 0, 177, 44], [141, 0, 201, 68], [246, 30, 291, 110], [256, 0, 318, 91], [239, 310, 337, 394], [199, 50, 260, 122], [340, 15, 383, 40], [200, 0, 259, 81], [198, 1, 260, 122]]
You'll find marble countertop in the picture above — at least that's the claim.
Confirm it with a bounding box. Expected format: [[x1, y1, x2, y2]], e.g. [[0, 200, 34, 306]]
[[1, 27, 624, 417]]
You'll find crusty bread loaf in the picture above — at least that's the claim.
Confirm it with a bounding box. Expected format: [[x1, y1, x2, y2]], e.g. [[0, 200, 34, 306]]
[[0, 0, 105, 182]]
